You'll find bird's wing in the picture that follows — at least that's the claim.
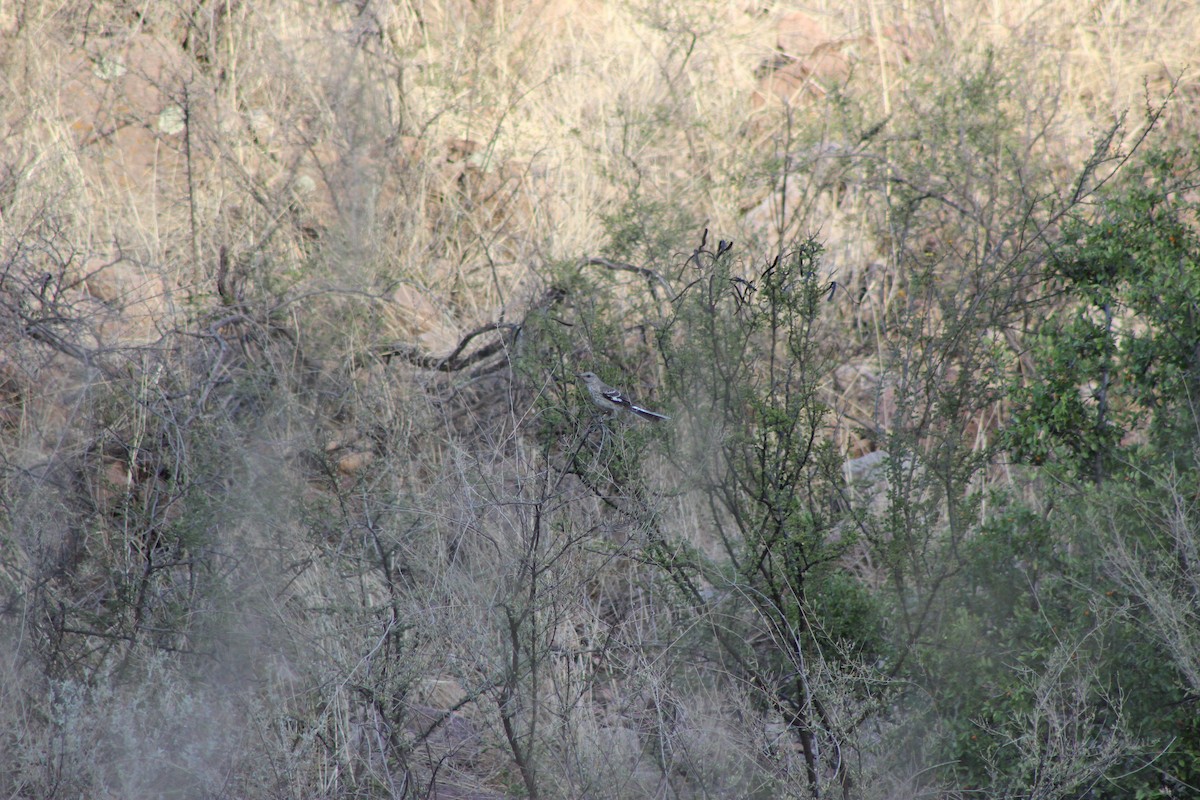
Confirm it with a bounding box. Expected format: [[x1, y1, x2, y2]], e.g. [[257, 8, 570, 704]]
[[600, 387, 633, 409]]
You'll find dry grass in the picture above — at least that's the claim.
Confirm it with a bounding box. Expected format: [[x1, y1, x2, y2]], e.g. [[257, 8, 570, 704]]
[[1, 0, 1197, 797], [4, 0, 1193, 317]]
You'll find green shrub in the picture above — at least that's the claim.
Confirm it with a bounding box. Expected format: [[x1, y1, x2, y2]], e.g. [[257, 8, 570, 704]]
[[1008, 144, 1200, 479]]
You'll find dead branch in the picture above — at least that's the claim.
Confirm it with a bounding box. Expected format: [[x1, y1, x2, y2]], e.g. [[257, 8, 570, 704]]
[[372, 286, 567, 373], [580, 257, 673, 296], [378, 321, 518, 372]]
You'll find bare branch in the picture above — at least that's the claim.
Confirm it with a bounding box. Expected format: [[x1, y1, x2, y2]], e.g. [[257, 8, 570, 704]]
[[581, 256, 673, 296]]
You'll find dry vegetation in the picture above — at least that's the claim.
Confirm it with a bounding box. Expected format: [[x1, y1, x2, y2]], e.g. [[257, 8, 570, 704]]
[[2, 1, 1199, 798]]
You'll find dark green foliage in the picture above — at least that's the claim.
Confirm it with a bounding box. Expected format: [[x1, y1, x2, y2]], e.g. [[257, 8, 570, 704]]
[[923, 138, 1200, 793], [1008, 145, 1200, 479], [838, 75, 1200, 793], [913, 470, 1200, 799]]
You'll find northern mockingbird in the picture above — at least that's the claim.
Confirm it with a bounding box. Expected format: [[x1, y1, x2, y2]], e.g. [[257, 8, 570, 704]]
[[576, 371, 670, 422]]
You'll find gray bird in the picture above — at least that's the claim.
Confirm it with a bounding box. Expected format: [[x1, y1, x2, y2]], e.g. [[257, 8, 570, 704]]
[[576, 371, 670, 422]]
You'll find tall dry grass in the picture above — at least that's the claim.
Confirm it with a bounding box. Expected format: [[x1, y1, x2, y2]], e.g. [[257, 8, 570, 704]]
[[0, 0, 1196, 797]]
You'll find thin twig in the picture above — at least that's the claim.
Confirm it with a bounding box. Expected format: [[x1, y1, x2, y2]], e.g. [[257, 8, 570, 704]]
[[581, 256, 673, 296]]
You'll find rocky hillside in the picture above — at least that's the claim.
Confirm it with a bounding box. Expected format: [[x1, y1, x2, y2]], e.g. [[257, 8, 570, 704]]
[[2, 2, 1199, 798]]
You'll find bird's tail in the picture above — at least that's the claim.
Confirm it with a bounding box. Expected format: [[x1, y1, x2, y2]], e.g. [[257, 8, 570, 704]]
[[630, 405, 670, 422]]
